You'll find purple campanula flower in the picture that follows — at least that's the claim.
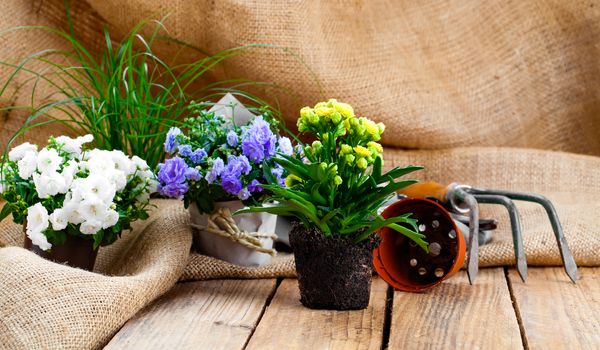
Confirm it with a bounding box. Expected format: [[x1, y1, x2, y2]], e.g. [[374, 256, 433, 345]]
[[248, 179, 263, 193], [226, 130, 238, 147], [241, 138, 265, 163], [157, 157, 189, 198], [224, 155, 251, 177], [164, 127, 182, 153], [205, 157, 224, 184], [190, 148, 208, 164], [278, 137, 293, 156], [221, 173, 242, 195], [264, 134, 277, 158], [238, 187, 251, 200], [185, 167, 202, 181], [241, 116, 277, 163], [178, 144, 193, 157], [271, 165, 285, 187]]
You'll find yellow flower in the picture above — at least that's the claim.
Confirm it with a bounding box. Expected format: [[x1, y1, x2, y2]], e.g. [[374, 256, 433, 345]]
[[334, 102, 355, 119], [367, 141, 383, 153], [364, 119, 379, 136], [315, 106, 333, 117], [300, 106, 312, 119], [377, 122, 385, 134], [354, 145, 371, 158], [340, 144, 352, 154]]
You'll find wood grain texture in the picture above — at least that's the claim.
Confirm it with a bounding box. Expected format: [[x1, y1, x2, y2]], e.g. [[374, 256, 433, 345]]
[[389, 268, 523, 349], [508, 267, 600, 350], [245, 278, 387, 350], [104, 279, 277, 350]]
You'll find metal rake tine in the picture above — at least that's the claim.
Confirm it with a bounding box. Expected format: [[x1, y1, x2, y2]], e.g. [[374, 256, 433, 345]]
[[473, 194, 527, 282], [469, 188, 577, 283], [450, 187, 480, 284]]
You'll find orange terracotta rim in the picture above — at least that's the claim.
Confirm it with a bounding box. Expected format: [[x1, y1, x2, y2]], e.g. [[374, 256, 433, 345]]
[[373, 198, 466, 292]]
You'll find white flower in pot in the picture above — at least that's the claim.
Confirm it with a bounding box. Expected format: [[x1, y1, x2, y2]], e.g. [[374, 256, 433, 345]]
[[0, 135, 157, 271]]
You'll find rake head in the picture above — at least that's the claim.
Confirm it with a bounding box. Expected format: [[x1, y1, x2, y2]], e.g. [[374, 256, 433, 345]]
[[398, 182, 577, 284]]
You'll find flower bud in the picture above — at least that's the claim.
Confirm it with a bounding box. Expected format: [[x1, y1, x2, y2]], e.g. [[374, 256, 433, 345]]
[[341, 144, 352, 154], [312, 141, 323, 153], [333, 175, 343, 186], [356, 158, 368, 169], [345, 154, 355, 165]]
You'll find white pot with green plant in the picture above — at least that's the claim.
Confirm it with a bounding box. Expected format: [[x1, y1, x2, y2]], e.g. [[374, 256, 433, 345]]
[[0, 135, 156, 271], [156, 96, 294, 267], [241, 99, 428, 310]]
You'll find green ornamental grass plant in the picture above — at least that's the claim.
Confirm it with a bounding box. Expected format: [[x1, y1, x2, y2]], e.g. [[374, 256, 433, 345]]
[[0, 3, 288, 168], [241, 99, 428, 249]]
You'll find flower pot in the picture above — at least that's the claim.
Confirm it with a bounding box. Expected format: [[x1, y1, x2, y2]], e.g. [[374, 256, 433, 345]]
[[373, 198, 466, 292], [189, 201, 277, 267], [289, 223, 378, 310], [23, 226, 98, 271]]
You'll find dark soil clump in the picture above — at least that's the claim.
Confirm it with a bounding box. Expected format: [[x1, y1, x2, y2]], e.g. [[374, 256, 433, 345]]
[[289, 222, 379, 310]]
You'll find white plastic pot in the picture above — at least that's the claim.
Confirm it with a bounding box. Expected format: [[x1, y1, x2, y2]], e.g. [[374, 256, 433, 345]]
[[189, 201, 276, 267]]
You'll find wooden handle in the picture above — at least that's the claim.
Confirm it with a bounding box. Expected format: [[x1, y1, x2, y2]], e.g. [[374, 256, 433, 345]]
[[398, 181, 448, 202]]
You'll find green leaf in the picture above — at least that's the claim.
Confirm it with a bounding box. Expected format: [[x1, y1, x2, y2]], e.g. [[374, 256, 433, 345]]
[[0, 204, 13, 222]]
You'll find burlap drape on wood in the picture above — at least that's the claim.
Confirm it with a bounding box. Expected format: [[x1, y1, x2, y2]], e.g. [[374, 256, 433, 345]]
[[1, 0, 599, 348]]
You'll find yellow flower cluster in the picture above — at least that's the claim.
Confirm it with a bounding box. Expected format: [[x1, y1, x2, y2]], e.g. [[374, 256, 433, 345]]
[[297, 99, 385, 144], [340, 141, 383, 169]]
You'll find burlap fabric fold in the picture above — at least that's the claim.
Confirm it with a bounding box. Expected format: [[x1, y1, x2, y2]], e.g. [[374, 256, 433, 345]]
[[1, 0, 600, 347], [0, 200, 192, 349]]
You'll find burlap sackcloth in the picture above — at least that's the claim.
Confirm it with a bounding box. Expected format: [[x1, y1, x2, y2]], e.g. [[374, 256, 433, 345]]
[[1, 0, 600, 348]]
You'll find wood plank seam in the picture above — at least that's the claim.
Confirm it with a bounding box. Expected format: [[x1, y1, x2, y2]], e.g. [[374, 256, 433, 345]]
[[380, 285, 394, 350], [242, 278, 283, 350], [504, 267, 530, 350]]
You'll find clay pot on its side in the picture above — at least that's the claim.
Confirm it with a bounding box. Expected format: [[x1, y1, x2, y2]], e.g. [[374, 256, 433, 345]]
[[23, 226, 98, 271], [289, 222, 379, 310], [373, 198, 466, 292]]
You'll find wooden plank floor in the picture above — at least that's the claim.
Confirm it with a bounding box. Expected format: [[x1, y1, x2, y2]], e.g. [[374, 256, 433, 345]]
[[106, 268, 600, 349]]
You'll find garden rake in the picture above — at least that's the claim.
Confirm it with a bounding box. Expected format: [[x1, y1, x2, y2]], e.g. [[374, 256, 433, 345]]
[[399, 182, 578, 284]]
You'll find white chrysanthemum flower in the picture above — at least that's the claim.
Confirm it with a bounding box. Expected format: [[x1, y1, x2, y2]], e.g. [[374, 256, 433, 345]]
[[104, 169, 127, 192], [78, 134, 94, 144], [80, 220, 102, 235], [79, 197, 110, 223], [102, 209, 119, 229], [9, 142, 38, 162], [36, 148, 62, 174], [85, 149, 115, 174], [131, 155, 149, 171], [111, 150, 135, 175], [49, 208, 69, 231], [26, 203, 51, 251], [61, 160, 79, 188], [17, 151, 38, 179], [73, 174, 116, 204], [54, 134, 94, 158], [62, 201, 84, 225], [33, 171, 68, 198]]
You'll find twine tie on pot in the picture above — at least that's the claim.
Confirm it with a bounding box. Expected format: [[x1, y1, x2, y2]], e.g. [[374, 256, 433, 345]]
[[191, 207, 277, 256]]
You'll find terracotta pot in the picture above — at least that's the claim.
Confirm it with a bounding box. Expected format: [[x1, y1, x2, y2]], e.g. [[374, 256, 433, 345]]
[[289, 223, 378, 310], [189, 201, 277, 267], [373, 198, 466, 292], [23, 226, 98, 271]]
